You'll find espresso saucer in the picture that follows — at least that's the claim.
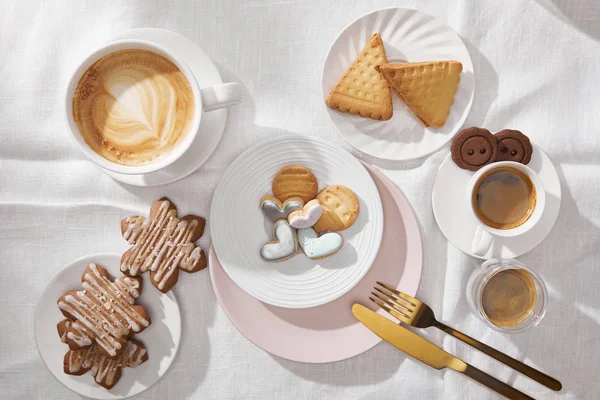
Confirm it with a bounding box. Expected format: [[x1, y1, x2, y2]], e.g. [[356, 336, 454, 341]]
[[100, 28, 227, 187], [432, 146, 561, 259]]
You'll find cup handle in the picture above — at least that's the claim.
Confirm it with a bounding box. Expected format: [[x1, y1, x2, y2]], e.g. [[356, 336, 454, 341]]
[[472, 226, 493, 257], [200, 82, 242, 112]]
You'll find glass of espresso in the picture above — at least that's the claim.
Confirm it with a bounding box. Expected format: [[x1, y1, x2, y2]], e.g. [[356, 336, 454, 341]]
[[467, 259, 547, 332], [467, 161, 546, 257]]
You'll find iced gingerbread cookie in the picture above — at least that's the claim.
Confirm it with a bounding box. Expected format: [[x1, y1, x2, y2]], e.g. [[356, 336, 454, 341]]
[[59, 324, 148, 390], [272, 165, 319, 203], [298, 228, 343, 259], [260, 219, 298, 263], [120, 197, 207, 293], [288, 199, 323, 229], [260, 195, 304, 222], [56, 263, 151, 358]]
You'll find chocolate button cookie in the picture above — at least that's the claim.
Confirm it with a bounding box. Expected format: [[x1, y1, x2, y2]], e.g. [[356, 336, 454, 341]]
[[451, 127, 498, 171], [495, 129, 533, 164]]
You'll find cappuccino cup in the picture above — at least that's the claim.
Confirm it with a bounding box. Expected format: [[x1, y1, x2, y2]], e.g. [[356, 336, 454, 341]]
[[65, 39, 241, 175], [467, 161, 546, 256]]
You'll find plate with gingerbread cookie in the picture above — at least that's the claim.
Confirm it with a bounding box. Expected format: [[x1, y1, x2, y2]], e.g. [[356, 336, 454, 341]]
[[322, 7, 474, 161], [35, 253, 181, 399], [210, 135, 384, 309]]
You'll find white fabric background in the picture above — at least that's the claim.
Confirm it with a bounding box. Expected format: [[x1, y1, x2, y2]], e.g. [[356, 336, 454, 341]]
[[1, 0, 599, 399]]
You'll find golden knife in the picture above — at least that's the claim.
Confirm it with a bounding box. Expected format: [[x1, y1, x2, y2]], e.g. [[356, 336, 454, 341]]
[[353, 304, 535, 400]]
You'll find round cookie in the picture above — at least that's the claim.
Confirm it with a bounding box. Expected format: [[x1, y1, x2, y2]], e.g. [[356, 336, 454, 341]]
[[272, 165, 319, 203], [495, 129, 533, 164], [451, 127, 498, 171], [314, 185, 359, 232]]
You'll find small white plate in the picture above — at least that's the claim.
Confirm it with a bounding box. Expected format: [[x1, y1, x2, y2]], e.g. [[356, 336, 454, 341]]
[[35, 253, 181, 399], [432, 147, 562, 259], [210, 135, 384, 309], [101, 28, 227, 187], [322, 7, 474, 161]]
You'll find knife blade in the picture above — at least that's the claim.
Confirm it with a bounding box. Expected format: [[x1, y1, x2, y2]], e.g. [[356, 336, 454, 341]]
[[352, 303, 466, 371], [352, 304, 534, 400]]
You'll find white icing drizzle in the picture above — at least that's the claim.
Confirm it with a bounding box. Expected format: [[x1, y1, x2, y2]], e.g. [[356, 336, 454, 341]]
[[57, 264, 149, 357], [66, 322, 93, 347], [65, 340, 147, 387], [121, 200, 202, 290]]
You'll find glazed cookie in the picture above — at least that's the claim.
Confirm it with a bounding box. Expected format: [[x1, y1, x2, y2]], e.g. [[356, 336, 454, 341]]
[[120, 197, 207, 293], [494, 129, 533, 164], [288, 199, 323, 229], [314, 185, 359, 232], [60, 333, 148, 390], [260, 219, 299, 262], [260, 195, 304, 222], [56, 263, 151, 358], [272, 165, 319, 203], [451, 127, 498, 171], [298, 228, 343, 259]]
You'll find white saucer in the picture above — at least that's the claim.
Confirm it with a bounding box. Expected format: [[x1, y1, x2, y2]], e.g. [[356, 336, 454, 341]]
[[100, 28, 227, 187], [322, 7, 474, 161], [432, 146, 562, 259], [210, 135, 384, 309], [35, 253, 181, 399]]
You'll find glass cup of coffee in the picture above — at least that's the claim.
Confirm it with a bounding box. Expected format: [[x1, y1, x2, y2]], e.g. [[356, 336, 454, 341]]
[[467, 161, 546, 257], [65, 39, 242, 175], [467, 258, 547, 332]]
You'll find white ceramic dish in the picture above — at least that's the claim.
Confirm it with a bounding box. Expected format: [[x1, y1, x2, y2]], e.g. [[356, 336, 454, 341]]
[[209, 162, 423, 362], [35, 253, 181, 399], [432, 146, 562, 259], [101, 28, 229, 186], [322, 7, 474, 161], [210, 135, 384, 309]]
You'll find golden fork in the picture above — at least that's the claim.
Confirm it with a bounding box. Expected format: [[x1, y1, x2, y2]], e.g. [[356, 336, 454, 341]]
[[371, 282, 562, 392]]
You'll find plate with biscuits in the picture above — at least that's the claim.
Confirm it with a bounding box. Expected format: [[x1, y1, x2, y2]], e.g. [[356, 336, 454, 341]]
[[35, 253, 182, 399], [210, 135, 384, 309], [322, 7, 474, 161]]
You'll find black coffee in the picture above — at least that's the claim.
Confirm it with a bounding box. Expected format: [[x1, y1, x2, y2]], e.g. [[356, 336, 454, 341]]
[[473, 167, 536, 230]]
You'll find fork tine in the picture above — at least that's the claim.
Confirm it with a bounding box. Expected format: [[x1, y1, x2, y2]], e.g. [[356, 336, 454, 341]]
[[374, 287, 415, 311], [370, 292, 412, 320], [376, 281, 419, 306], [369, 297, 411, 323]]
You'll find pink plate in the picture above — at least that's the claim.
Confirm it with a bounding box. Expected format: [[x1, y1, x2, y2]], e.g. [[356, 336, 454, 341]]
[[209, 163, 423, 363]]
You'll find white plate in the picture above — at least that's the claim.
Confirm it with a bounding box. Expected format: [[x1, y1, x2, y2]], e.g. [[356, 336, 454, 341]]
[[322, 7, 474, 161], [210, 135, 384, 309], [101, 28, 227, 187], [432, 147, 562, 259], [35, 253, 181, 399]]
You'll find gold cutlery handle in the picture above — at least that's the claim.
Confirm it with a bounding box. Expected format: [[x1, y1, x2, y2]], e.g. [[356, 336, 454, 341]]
[[461, 364, 535, 400], [435, 321, 561, 391]]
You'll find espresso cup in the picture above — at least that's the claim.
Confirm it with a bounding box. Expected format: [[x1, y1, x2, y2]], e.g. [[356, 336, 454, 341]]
[[65, 39, 241, 175], [467, 161, 546, 257], [466, 258, 547, 332]]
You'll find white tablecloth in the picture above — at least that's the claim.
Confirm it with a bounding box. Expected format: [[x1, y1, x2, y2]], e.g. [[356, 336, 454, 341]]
[[1, 0, 599, 399]]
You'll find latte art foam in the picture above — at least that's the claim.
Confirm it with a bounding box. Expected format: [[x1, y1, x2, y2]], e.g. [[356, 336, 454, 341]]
[[72, 49, 195, 166]]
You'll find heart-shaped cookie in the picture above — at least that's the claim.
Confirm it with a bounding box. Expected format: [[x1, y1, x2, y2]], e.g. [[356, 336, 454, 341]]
[[260, 195, 304, 223], [288, 200, 323, 229], [260, 220, 298, 262], [298, 228, 343, 259]]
